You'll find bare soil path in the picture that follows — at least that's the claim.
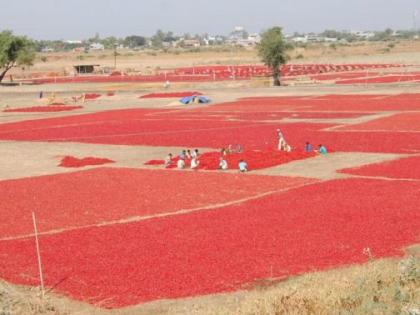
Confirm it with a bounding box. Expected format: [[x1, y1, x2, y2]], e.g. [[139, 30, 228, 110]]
[[253, 152, 403, 180]]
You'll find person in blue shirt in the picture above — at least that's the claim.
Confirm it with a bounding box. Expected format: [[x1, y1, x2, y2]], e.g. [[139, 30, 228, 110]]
[[318, 144, 327, 155], [179, 150, 187, 160], [305, 142, 313, 153], [238, 159, 248, 172]]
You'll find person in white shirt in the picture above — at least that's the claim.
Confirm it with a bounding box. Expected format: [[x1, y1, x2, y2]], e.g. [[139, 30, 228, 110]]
[[164, 153, 173, 167], [177, 158, 185, 169], [219, 157, 228, 170], [277, 129, 286, 151], [190, 157, 200, 169]]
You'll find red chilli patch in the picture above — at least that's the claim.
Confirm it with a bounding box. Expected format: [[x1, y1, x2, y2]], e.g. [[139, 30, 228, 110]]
[[59, 156, 114, 168]]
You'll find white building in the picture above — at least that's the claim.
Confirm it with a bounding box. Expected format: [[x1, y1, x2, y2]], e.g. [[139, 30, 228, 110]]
[[291, 36, 308, 43], [89, 43, 105, 51], [41, 47, 54, 53], [65, 40, 83, 45], [248, 33, 261, 42], [324, 37, 338, 42], [351, 31, 375, 39]]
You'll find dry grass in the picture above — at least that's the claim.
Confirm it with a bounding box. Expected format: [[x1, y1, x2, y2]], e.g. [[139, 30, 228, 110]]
[[10, 39, 420, 78], [0, 281, 68, 315], [235, 256, 419, 315]]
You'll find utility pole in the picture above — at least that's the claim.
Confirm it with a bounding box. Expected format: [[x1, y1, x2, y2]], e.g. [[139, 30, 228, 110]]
[[114, 44, 118, 69], [414, 10, 418, 32]]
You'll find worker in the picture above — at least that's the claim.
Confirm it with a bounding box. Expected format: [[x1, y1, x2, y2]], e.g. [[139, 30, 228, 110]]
[[277, 129, 286, 151], [191, 157, 200, 169], [191, 149, 199, 159], [164, 153, 173, 167], [238, 159, 248, 172], [179, 150, 187, 160], [219, 157, 228, 170], [177, 158, 185, 169], [318, 144, 328, 155], [305, 142, 313, 153]]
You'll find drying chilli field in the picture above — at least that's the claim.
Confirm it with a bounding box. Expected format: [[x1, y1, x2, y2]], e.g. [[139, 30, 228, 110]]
[[22, 63, 419, 85], [0, 84, 419, 311]]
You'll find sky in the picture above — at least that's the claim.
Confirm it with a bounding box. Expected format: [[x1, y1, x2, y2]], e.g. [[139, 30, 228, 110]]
[[0, 0, 419, 40]]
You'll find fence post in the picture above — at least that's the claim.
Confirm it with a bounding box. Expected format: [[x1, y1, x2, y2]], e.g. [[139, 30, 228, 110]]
[[32, 212, 45, 298]]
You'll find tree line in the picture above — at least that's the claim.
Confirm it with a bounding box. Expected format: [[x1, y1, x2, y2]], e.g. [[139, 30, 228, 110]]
[[1, 27, 420, 84], [0, 27, 289, 86]]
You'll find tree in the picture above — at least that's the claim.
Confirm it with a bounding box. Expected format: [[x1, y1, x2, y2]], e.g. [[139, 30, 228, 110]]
[[124, 35, 146, 48], [257, 27, 290, 86], [163, 31, 177, 43], [102, 36, 118, 49], [372, 28, 395, 41], [151, 30, 165, 48], [0, 31, 35, 82]]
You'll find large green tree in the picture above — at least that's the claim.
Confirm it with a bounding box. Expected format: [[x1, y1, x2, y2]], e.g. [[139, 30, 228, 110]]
[[257, 27, 290, 86], [0, 31, 35, 83]]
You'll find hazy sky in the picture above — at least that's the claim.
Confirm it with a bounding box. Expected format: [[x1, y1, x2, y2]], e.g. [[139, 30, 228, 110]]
[[1, 0, 419, 40]]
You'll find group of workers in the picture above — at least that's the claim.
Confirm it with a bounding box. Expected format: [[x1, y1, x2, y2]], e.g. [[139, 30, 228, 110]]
[[305, 142, 328, 155], [278, 129, 328, 155], [163, 128, 328, 172], [217, 157, 248, 172], [218, 145, 248, 172], [165, 149, 200, 170], [164, 147, 249, 172]]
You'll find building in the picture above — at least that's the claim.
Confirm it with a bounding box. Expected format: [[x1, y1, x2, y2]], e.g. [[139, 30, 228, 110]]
[[89, 43, 105, 51], [65, 40, 83, 45], [182, 39, 201, 48], [351, 31, 375, 39], [306, 34, 323, 42], [73, 64, 100, 74], [234, 34, 261, 47], [41, 48, 54, 53], [323, 37, 338, 42], [291, 36, 308, 43]]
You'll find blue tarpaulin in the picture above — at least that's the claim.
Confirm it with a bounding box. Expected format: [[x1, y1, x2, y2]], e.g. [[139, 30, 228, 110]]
[[179, 95, 210, 104]]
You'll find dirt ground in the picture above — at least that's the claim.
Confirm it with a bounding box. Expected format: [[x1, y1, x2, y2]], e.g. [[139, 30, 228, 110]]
[[8, 39, 420, 77], [2, 84, 419, 182]]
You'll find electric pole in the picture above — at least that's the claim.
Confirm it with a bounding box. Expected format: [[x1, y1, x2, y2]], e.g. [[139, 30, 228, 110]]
[[114, 44, 118, 69]]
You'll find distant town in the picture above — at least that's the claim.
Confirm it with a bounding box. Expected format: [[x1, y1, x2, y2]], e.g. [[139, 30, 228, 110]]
[[36, 26, 420, 53]]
